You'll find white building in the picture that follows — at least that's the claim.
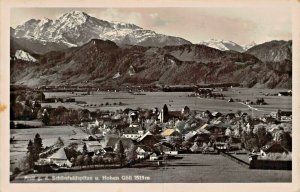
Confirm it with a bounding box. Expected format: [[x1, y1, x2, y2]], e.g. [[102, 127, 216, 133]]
[[122, 126, 144, 140]]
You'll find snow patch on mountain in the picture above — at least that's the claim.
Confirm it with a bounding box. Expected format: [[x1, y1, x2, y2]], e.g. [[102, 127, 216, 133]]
[[199, 39, 245, 52], [12, 11, 191, 50], [128, 65, 136, 76], [113, 72, 121, 79], [15, 50, 37, 62]]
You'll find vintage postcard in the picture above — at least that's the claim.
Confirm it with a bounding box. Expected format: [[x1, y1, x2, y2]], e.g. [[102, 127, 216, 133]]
[[0, 0, 299, 191]]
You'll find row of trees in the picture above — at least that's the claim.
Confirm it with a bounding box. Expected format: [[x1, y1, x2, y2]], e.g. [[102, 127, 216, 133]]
[[70, 140, 137, 168], [37, 106, 91, 125]]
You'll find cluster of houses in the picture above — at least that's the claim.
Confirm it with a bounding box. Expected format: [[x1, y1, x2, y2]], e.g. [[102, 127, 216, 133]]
[[36, 103, 292, 170]]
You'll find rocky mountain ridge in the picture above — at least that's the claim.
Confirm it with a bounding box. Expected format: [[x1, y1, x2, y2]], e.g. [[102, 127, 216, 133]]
[[10, 39, 292, 89], [11, 11, 191, 54]]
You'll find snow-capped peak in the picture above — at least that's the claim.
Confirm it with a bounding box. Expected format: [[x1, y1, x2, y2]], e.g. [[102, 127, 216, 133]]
[[11, 10, 191, 53], [15, 50, 37, 62], [199, 39, 245, 52], [56, 10, 89, 26], [59, 10, 89, 19], [38, 17, 52, 26]]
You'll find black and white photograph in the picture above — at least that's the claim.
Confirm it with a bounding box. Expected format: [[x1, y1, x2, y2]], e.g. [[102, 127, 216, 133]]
[[2, 0, 298, 189]]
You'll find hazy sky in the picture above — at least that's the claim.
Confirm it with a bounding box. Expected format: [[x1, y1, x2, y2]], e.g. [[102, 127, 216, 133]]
[[10, 7, 292, 45]]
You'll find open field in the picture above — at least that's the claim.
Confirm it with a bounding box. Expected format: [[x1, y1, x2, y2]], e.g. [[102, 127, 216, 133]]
[[42, 88, 291, 116], [13, 154, 291, 183], [222, 87, 291, 112]]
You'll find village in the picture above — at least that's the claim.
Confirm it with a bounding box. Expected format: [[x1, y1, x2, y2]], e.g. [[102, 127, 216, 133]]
[[9, 85, 292, 182]]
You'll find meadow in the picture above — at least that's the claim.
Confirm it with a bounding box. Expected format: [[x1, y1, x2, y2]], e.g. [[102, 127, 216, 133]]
[[43, 88, 292, 117]]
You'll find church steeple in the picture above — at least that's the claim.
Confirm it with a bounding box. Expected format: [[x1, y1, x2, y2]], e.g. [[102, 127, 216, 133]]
[[161, 104, 169, 123]]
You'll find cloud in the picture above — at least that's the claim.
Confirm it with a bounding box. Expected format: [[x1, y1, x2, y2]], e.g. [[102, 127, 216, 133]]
[[148, 13, 171, 27]]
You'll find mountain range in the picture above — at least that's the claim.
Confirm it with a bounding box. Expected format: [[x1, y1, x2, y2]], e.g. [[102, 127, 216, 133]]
[[10, 11, 292, 89], [11, 11, 260, 54], [199, 39, 255, 52], [11, 11, 191, 54]]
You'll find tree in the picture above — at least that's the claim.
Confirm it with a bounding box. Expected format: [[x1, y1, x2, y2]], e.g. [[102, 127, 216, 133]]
[[26, 140, 35, 168], [190, 142, 201, 152], [114, 140, 125, 166], [24, 99, 31, 107], [16, 94, 25, 102], [65, 143, 80, 160], [246, 137, 259, 152], [82, 143, 88, 155], [241, 131, 259, 151], [92, 156, 98, 167], [279, 132, 292, 151], [34, 91, 45, 101], [126, 144, 137, 163], [78, 109, 91, 121], [68, 109, 79, 124], [33, 133, 43, 161], [97, 156, 103, 165], [75, 155, 84, 167], [17, 156, 30, 172], [144, 110, 151, 119], [54, 106, 68, 125], [256, 126, 272, 148], [83, 155, 92, 167], [42, 109, 50, 125], [55, 137, 64, 147], [209, 135, 216, 143], [11, 102, 24, 120], [90, 126, 98, 135], [23, 105, 34, 120], [25, 94, 34, 101]]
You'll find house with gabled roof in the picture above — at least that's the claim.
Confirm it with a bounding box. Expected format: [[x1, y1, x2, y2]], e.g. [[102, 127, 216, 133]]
[[102, 136, 134, 150], [47, 148, 72, 167], [136, 131, 159, 148], [161, 128, 182, 138], [184, 131, 198, 142], [122, 125, 144, 140], [136, 145, 152, 159]]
